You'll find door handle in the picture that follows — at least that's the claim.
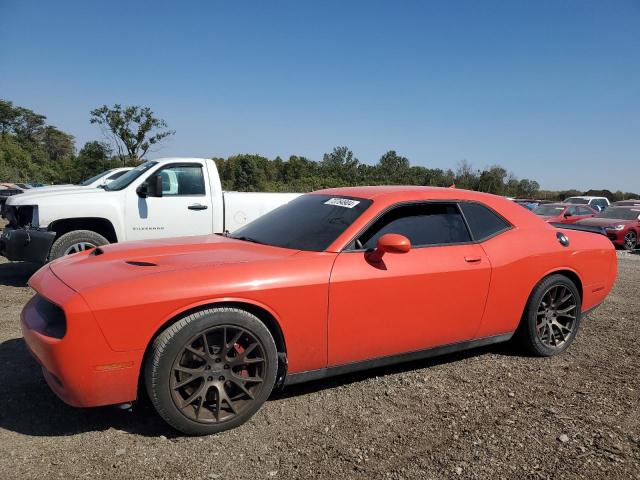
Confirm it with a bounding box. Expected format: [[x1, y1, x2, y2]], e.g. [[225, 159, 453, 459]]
[[464, 256, 482, 263], [188, 204, 208, 211]]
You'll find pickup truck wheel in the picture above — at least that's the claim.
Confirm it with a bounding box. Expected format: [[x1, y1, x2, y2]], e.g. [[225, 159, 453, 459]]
[[145, 308, 278, 435], [517, 274, 582, 357], [48, 230, 109, 260]]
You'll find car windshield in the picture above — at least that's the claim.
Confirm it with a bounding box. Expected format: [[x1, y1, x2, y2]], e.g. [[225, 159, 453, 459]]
[[229, 194, 373, 251], [533, 205, 565, 216], [78, 171, 110, 186], [595, 208, 640, 220], [563, 197, 589, 205], [104, 161, 158, 191]]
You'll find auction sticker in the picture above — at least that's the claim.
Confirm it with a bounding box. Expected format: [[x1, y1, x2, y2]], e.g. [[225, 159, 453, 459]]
[[324, 198, 360, 208]]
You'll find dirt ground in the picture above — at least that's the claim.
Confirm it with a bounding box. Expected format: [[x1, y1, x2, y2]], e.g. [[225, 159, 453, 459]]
[[0, 243, 638, 479]]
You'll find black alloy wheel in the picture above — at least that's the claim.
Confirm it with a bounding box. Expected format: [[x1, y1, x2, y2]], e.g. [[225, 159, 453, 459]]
[[146, 308, 278, 435], [517, 274, 582, 357], [170, 325, 267, 423]]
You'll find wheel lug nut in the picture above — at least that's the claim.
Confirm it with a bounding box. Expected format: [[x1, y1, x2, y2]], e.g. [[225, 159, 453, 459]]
[[207, 376, 213, 382], [215, 358, 221, 363], [219, 376, 225, 381], [223, 364, 229, 369]]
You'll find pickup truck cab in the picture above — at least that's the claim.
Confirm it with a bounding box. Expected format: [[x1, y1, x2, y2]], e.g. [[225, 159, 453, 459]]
[[1, 158, 300, 262], [563, 196, 610, 212]]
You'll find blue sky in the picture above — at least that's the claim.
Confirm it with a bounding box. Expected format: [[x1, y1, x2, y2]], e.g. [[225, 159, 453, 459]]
[[1, 0, 639, 191]]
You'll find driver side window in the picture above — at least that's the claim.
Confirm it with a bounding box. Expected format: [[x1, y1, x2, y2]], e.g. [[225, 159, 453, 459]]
[[155, 165, 205, 196], [356, 203, 471, 250]]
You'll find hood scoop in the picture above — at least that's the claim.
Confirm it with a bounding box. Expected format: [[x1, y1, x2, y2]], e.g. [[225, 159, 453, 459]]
[[125, 260, 158, 267]]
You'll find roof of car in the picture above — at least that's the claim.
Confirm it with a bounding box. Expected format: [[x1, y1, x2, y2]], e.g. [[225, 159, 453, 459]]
[[315, 185, 496, 201], [565, 196, 608, 200]]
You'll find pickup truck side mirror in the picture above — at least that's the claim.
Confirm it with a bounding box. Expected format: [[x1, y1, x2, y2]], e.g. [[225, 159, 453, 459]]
[[136, 175, 163, 198]]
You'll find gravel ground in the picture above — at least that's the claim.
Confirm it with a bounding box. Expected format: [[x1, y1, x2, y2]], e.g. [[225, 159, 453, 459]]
[[0, 239, 638, 479]]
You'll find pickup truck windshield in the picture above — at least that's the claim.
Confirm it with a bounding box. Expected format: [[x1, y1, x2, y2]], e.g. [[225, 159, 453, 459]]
[[564, 198, 589, 205], [230, 194, 372, 251], [79, 171, 109, 186], [104, 161, 158, 191]]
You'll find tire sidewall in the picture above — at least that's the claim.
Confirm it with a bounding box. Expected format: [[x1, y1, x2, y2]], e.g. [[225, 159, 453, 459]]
[[524, 275, 582, 357], [49, 230, 109, 260], [146, 308, 278, 436]]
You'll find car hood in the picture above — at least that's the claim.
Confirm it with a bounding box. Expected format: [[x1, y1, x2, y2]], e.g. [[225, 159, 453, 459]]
[[48, 234, 300, 293], [7, 186, 105, 205], [576, 218, 632, 227]]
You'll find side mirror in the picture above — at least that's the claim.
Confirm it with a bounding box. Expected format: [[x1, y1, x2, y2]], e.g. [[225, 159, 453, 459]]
[[367, 233, 411, 263], [564, 212, 572, 218], [136, 182, 148, 198], [136, 175, 163, 198]]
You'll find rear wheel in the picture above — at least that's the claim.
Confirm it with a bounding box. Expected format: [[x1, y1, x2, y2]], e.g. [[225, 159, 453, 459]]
[[623, 231, 637, 251], [517, 274, 581, 356], [49, 229, 109, 260], [145, 308, 278, 435]]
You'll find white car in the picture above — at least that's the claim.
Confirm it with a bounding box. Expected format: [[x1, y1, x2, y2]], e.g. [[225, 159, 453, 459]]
[[563, 196, 610, 212], [19, 168, 133, 195], [1, 158, 301, 263]]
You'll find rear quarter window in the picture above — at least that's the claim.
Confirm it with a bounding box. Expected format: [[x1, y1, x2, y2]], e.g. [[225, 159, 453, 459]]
[[459, 202, 511, 241]]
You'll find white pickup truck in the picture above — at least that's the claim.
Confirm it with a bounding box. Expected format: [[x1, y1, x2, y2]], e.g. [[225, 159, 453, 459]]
[[0, 158, 300, 262]]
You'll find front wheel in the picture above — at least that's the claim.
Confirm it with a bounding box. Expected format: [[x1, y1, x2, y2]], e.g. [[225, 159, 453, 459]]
[[48, 230, 109, 261], [517, 274, 582, 357], [145, 308, 278, 435], [623, 231, 637, 251]]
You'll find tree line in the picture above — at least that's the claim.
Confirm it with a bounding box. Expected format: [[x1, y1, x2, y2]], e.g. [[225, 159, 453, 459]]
[[1, 99, 637, 201]]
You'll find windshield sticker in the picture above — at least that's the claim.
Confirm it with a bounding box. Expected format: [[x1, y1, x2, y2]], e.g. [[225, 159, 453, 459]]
[[325, 198, 360, 208]]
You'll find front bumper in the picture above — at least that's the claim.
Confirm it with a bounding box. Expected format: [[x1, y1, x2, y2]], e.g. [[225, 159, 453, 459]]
[[605, 229, 626, 247], [0, 226, 55, 263], [21, 266, 142, 407]]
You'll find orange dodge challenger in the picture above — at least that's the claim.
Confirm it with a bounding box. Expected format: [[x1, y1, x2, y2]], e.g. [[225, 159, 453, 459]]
[[21, 187, 617, 435]]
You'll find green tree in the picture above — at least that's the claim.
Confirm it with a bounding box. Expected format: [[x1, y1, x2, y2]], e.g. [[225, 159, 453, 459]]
[[39, 126, 75, 161], [90, 104, 174, 165], [377, 150, 410, 183], [321, 146, 360, 180]]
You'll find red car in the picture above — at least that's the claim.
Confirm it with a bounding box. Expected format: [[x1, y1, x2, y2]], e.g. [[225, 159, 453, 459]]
[[577, 206, 640, 251], [21, 187, 617, 435], [532, 203, 597, 224]]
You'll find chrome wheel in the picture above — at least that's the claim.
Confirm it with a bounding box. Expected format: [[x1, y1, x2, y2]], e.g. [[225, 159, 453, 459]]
[[535, 285, 578, 348], [64, 241, 96, 255], [170, 325, 266, 424], [624, 231, 637, 251]]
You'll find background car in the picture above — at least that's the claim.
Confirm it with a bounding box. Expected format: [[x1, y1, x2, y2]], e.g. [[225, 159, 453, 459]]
[[564, 196, 610, 211], [576, 206, 640, 250], [532, 203, 597, 224], [612, 200, 640, 207], [21, 187, 617, 435]]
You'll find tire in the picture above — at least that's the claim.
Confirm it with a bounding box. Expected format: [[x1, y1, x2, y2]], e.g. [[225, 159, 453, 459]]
[[49, 230, 109, 260], [517, 274, 582, 357], [623, 231, 637, 251], [145, 308, 278, 436]]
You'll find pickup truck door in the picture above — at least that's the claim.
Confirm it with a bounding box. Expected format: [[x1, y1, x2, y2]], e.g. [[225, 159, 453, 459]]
[[327, 202, 491, 366], [125, 162, 214, 240]]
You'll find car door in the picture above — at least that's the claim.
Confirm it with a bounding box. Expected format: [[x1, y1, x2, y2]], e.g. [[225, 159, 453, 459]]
[[327, 202, 491, 366], [125, 162, 214, 241]]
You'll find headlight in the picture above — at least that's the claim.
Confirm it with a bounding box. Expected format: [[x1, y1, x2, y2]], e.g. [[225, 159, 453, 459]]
[[3, 205, 35, 227], [606, 225, 625, 231]]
